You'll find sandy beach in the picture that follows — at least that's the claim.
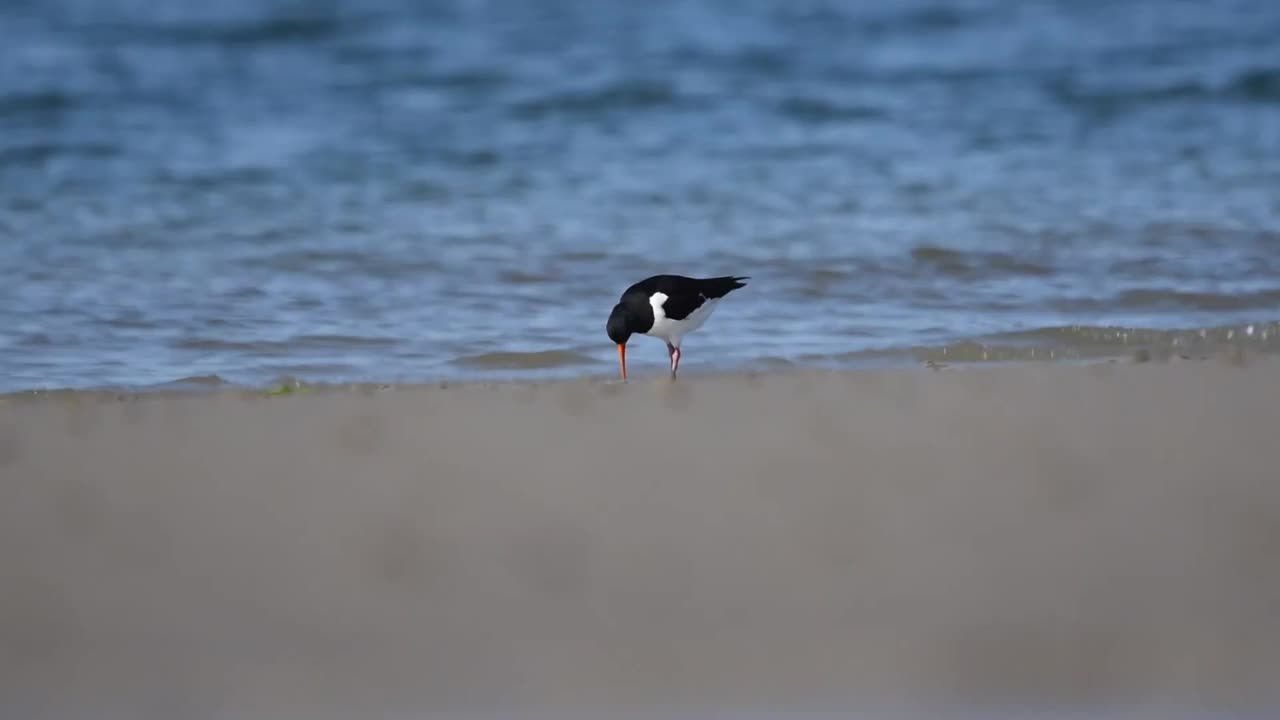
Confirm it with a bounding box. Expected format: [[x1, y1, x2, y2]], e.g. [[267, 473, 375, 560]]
[[2, 360, 1279, 719]]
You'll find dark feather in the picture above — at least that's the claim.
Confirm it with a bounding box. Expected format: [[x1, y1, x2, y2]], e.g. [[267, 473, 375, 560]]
[[620, 274, 749, 321]]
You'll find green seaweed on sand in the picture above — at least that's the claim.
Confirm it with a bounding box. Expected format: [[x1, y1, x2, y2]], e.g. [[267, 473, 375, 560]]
[[262, 382, 312, 397]]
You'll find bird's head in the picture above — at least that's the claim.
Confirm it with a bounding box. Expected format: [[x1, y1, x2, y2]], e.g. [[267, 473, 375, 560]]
[[606, 304, 634, 380]]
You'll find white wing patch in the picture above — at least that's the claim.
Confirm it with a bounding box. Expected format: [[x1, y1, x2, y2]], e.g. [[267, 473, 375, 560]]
[[645, 291, 719, 347], [648, 292, 669, 325]]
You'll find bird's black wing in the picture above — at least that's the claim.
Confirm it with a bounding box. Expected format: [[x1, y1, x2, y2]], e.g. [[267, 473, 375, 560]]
[[652, 275, 749, 321], [691, 275, 749, 299]]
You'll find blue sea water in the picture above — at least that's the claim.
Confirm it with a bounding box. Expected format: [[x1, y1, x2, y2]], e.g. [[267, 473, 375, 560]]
[[3, 0, 1280, 390]]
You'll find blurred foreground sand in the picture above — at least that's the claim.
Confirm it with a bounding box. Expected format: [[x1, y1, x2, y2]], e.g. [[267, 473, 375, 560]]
[[2, 362, 1279, 719]]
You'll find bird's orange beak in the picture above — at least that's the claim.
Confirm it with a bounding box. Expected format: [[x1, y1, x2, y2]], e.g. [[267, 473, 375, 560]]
[[617, 343, 627, 381]]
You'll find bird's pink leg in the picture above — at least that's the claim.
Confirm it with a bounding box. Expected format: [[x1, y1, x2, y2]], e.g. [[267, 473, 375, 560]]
[[667, 343, 681, 378]]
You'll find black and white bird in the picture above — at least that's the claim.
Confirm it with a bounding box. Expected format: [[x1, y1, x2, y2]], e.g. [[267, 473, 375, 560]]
[[606, 274, 749, 380]]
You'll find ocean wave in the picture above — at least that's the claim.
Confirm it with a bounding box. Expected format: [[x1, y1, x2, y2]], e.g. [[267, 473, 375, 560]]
[[990, 321, 1280, 348], [248, 249, 444, 277], [453, 350, 597, 370], [173, 335, 401, 353], [99, 15, 353, 48], [510, 80, 680, 118], [1052, 288, 1280, 313], [0, 143, 120, 167], [164, 374, 229, 387], [0, 90, 79, 118], [832, 321, 1280, 366], [775, 97, 886, 124], [910, 246, 1054, 278], [1050, 66, 1280, 115]]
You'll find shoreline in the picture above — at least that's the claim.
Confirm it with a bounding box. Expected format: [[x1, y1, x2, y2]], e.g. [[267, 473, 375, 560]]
[[0, 343, 1265, 399], [5, 316, 1278, 397]]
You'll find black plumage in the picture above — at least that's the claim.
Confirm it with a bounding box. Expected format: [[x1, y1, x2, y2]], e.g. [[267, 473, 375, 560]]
[[611, 275, 748, 332]]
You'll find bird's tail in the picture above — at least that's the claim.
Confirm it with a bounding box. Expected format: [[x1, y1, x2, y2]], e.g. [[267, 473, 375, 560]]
[[700, 275, 750, 298]]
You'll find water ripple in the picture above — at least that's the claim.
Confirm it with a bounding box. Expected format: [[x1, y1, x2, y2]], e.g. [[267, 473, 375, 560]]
[[3, 0, 1280, 390], [453, 350, 598, 371]]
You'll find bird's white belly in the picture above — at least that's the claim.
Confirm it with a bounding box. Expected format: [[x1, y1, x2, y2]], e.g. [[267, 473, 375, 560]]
[[645, 293, 719, 347]]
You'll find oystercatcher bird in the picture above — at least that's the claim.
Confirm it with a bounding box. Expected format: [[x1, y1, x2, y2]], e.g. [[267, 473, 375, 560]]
[[606, 274, 749, 380]]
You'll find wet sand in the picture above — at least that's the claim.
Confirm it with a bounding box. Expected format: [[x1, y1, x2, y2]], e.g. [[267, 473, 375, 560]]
[[2, 361, 1279, 719]]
